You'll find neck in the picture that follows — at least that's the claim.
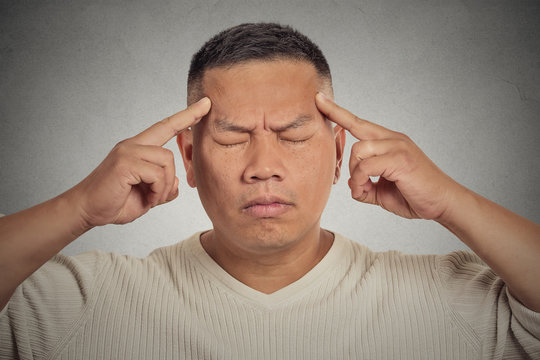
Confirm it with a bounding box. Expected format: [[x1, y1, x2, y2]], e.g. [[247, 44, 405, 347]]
[[200, 227, 334, 294]]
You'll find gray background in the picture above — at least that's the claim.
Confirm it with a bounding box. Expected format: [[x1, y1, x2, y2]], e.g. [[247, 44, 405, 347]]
[[1, 0, 539, 257]]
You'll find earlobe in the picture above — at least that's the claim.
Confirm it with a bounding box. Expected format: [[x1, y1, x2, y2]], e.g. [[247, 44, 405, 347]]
[[333, 125, 346, 184], [334, 167, 341, 184], [177, 130, 197, 188]]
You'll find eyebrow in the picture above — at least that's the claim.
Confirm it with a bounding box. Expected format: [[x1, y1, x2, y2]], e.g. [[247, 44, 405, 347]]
[[274, 114, 313, 132], [214, 118, 253, 133], [213, 114, 314, 133]]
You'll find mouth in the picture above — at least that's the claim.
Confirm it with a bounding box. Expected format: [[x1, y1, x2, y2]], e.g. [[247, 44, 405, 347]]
[[242, 195, 293, 218]]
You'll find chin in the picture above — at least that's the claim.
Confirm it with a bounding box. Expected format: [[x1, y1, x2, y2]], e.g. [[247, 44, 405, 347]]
[[237, 220, 312, 253]]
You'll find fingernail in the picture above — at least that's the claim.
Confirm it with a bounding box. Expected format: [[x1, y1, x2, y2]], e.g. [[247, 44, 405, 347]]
[[197, 97, 211, 106], [317, 92, 329, 102]]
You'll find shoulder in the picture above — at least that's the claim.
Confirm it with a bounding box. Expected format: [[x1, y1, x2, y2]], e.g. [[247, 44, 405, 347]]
[[0, 233, 202, 358], [436, 250, 490, 276], [336, 233, 492, 286], [332, 232, 442, 294], [431, 250, 504, 323], [434, 250, 502, 299], [145, 231, 202, 271], [0, 249, 112, 359], [19, 249, 114, 305], [336, 232, 438, 276]]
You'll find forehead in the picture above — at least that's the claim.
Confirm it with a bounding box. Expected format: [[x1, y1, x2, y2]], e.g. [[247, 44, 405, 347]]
[[201, 60, 324, 123]]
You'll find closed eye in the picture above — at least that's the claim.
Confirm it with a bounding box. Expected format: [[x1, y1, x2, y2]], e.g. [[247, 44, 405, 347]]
[[216, 140, 248, 148], [213, 134, 249, 148], [283, 139, 307, 144], [280, 135, 313, 145]]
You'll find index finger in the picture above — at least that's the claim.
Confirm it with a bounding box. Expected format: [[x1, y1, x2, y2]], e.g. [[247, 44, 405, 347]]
[[133, 97, 211, 146], [315, 92, 392, 140]]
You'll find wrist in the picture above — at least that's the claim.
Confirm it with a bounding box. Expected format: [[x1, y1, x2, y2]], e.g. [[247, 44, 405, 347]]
[[434, 182, 477, 230], [55, 187, 94, 238]]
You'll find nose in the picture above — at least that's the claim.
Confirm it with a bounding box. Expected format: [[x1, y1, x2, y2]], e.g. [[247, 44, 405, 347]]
[[242, 137, 286, 183]]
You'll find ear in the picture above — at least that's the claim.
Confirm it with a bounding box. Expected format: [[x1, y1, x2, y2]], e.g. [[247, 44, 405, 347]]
[[177, 129, 197, 188], [333, 125, 346, 184]]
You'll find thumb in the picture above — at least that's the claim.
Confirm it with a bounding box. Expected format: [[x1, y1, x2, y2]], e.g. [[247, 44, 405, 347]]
[[165, 177, 180, 202], [349, 177, 377, 204]]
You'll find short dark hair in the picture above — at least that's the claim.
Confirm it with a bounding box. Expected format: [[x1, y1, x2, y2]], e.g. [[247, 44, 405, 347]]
[[187, 23, 332, 103]]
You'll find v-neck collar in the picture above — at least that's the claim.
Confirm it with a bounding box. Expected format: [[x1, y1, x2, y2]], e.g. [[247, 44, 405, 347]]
[[185, 230, 350, 309]]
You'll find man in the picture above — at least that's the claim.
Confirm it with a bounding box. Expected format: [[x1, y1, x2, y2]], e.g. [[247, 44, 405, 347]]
[[1, 23, 539, 359]]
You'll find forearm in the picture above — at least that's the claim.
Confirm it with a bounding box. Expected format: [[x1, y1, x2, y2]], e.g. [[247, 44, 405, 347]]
[[0, 189, 90, 310], [437, 184, 540, 312]]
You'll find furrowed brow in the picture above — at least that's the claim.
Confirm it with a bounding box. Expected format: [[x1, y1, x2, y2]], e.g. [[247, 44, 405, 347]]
[[213, 114, 314, 133], [274, 114, 313, 132]]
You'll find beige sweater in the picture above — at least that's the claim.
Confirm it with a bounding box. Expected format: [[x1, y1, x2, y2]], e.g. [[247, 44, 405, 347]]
[[1, 232, 539, 359]]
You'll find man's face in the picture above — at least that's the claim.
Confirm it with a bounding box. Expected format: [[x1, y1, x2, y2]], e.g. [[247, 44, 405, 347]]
[[179, 60, 344, 252]]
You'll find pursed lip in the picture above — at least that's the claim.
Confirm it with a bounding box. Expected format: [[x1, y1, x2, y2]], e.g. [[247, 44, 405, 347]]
[[242, 195, 293, 218], [243, 195, 293, 208]]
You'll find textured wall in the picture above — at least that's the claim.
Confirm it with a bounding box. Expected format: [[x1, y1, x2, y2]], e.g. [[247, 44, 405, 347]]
[[1, 0, 539, 257]]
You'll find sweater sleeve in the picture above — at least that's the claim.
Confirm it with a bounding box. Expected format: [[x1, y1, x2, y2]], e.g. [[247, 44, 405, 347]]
[[436, 251, 540, 359], [0, 251, 109, 360]]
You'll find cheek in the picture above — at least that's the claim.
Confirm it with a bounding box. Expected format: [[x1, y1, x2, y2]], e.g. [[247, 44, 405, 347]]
[[197, 150, 230, 175], [193, 145, 239, 199], [303, 137, 336, 173], [289, 140, 337, 191]]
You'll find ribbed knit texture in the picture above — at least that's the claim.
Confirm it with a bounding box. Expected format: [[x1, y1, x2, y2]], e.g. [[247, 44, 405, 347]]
[[1, 232, 539, 359]]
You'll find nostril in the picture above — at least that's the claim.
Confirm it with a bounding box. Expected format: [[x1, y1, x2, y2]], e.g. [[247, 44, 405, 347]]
[[243, 145, 286, 182], [245, 167, 284, 183]]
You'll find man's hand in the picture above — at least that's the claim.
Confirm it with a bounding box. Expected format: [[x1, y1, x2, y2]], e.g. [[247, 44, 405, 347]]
[[71, 97, 211, 229], [316, 92, 540, 311], [0, 97, 212, 310], [315, 92, 460, 221]]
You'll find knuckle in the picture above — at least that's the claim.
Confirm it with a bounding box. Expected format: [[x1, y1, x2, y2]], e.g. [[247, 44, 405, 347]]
[[112, 139, 132, 154], [394, 131, 410, 141], [351, 141, 372, 160], [350, 142, 363, 156], [162, 147, 174, 160], [113, 140, 126, 150], [363, 141, 375, 154]]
